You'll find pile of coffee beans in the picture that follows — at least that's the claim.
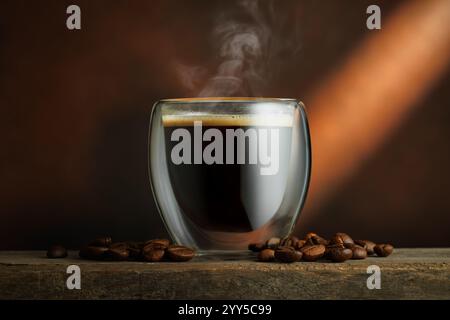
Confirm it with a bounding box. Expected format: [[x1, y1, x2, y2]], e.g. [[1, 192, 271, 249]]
[[46, 237, 195, 262], [249, 232, 394, 263], [80, 237, 195, 262]]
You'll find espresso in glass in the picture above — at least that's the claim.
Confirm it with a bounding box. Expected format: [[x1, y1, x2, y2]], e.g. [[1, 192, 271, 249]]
[[149, 98, 311, 251]]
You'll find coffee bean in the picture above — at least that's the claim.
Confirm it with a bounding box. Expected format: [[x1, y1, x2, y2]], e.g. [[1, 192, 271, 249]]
[[304, 232, 317, 240], [107, 246, 129, 261], [89, 237, 112, 247], [166, 245, 195, 262], [374, 244, 394, 257], [266, 237, 281, 249], [141, 243, 167, 261], [257, 249, 275, 262], [311, 235, 329, 246], [329, 247, 353, 262], [275, 246, 302, 263], [79, 246, 109, 260], [141, 241, 166, 262], [46, 245, 67, 259], [144, 239, 170, 249], [331, 233, 354, 246], [248, 243, 265, 252], [295, 239, 306, 250], [351, 245, 367, 260], [355, 240, 376, 255], [343, 243, 361, 251], [280, 236, 299, 248], [109, 242, 128, 249], [141, 240, 168, 262], [300, 244, 326, 261], [326, 243, 345, 249], [142, 247, 165, 262], [126, 241, 144, 259], [303, 232, 317, 246], [324, 243, 345, 258]]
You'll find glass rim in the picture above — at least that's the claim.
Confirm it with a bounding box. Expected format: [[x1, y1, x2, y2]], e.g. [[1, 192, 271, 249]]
[[159, 97, 298, 103]]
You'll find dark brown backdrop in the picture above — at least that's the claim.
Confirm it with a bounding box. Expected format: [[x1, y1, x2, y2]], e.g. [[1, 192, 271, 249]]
[[1, 0, 449, 249]]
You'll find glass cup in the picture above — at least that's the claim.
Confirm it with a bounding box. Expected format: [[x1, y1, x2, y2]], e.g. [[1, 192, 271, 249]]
[[148, 98, 311, 252]]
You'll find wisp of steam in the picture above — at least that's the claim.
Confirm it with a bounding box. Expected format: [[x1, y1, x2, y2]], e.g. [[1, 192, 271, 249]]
[[175, 0, 301, 97]]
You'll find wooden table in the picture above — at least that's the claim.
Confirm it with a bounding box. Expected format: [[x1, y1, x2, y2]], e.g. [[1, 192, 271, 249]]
[[0, 249, 449, 299]]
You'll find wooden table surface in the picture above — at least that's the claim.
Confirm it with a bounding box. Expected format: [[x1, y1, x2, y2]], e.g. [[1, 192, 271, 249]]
[[0, 248, 449, 299]]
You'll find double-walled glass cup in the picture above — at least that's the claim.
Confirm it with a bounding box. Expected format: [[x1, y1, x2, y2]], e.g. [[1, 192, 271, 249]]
[[149, 98, 311, 251]]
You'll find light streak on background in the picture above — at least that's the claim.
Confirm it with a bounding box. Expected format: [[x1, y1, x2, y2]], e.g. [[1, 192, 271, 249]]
[[299, 0, 450, 226]]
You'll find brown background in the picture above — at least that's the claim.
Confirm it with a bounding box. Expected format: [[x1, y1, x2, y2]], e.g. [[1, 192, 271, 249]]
[[0, 0, 449, 249]]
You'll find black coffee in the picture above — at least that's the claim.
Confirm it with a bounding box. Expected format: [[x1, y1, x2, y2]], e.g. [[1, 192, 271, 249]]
[[163, 116, 293, 238]]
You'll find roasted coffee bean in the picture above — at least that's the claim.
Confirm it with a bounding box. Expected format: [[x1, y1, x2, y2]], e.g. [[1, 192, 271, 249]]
[[275, 246, 302, 263], [311, 235, 329, 246], [266, 237, 281, 249], [300, 244, 326, 261], [280, 236, 299, 248], [142, 247, 165, 262], [166, 245, 195, 262], [326, 243, 345, 249], [304, 232, 317, 240], [351, 245, 368, 260], [257, 249, 275, 262], [89, 237, 112, 247], [331, 233, 354, 246], [324, 243, 345, 258], [329, 247, 353, 262], [248, 242, 265, 252], [107, 246, 129, 261], [109, 242, 128, 250], [374, 244, 394, 257], [303, 233, 317, 246], [142, 241, 169, 254], [142, 244, 165, 254], [79, 246, 109, 260], [343, 243, 362, 252], [295, 239, 306, 250], [144, 239, 170, 249], [46, 245, 67, 259], [126, 241, 144, 259], [344, 243, 368, 259], [355, 240, 376, 255]]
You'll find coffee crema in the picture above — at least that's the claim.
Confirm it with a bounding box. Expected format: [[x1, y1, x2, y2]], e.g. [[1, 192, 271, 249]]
[[162, 113, 294, 127]]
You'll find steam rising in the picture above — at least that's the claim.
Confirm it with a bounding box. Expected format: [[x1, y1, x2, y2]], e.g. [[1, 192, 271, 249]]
[[175, 0, 300, 97]]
